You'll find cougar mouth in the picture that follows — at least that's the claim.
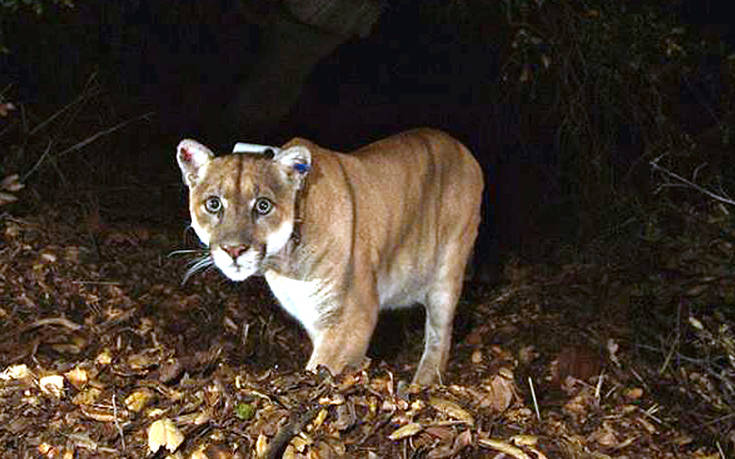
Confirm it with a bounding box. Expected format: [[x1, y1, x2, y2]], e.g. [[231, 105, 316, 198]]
[[211, 245, 263, 282]]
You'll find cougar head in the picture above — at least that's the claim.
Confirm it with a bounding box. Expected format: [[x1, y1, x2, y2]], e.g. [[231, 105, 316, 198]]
[[176, 139, 311, 281]]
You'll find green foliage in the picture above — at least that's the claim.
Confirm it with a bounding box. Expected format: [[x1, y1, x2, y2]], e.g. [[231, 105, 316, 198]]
[[235, 402, 256, 420]]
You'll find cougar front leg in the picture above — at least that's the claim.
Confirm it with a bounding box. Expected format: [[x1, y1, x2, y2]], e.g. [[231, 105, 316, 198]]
[[305, 294, 379, 376]]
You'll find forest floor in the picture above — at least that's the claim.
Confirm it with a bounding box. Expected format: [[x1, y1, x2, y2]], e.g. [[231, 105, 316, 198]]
[[0, 196, 731, 458]]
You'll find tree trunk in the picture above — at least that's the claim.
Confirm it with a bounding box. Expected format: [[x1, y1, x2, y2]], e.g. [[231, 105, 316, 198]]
[[227, 0, 382, 139]]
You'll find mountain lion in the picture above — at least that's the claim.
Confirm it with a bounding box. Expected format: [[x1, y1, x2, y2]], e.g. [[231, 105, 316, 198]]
[[176, 128, 483, 385]]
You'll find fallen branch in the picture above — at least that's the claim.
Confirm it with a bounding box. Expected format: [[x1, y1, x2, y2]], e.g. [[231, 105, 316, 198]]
[[264, 404, 321, 459]]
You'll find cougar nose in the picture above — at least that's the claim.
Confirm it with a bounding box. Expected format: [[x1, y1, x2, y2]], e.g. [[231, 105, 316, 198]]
[[222, 245, 248, 259]]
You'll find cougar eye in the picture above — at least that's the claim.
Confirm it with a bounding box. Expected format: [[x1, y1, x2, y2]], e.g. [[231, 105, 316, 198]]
[[204, 196, 222, 213], [254, 197, 273, 215]]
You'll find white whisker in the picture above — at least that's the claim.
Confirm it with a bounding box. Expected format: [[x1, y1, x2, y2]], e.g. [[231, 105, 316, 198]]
[[168, 249, 207, 257], [182, 254, 214, 285]]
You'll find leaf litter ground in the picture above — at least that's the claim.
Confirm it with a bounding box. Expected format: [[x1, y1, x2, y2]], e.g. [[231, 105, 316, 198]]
[[0, 202, 727, 458]]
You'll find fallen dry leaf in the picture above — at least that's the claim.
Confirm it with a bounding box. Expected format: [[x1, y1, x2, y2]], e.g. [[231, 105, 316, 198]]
[[289, 434, 312, 452], [624, 387, 644, 400], [552, 346, 603, 386], [80, 404, 119, 423], [429, 397, 474, 426], [37, 442, 57, 456], [478, 438, 532, 459], [282, 444, 297, 459], [64, 367, 88, 389], [72, 387, 101, 405], [388, 422, 423, 440], [0, 102, 15, 116], [39, 375, 65, 398], [0, 174, 23, 191], [125, 388, 155, 412], [309, 408, 328, 431], [588, 426, 618, 447], [511, 434, 538, 446], [148, 417, 184, 453], [1, 364, 30, 380], [255, 432, 269, 457], [0, 202, 726, 457], [479, 371, 516, 412], [333, 402, 356, 431], [426, 428, 473, 459], [95, 349, 113, 365], [0, 191, 18, 205]]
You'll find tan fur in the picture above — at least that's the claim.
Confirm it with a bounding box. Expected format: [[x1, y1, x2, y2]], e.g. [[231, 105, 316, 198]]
[[176, 128, 483, 385]]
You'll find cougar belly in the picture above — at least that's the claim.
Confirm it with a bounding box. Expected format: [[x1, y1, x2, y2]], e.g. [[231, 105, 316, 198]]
[[375, 260, 434, 309]]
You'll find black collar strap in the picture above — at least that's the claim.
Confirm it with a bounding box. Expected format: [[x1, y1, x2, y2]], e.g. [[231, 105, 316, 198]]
[[291, 169, 310, 247]]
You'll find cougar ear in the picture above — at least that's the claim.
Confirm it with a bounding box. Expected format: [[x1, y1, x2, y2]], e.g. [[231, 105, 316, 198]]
[[177, 139, 214, 187], [274, 145, 311, 181]]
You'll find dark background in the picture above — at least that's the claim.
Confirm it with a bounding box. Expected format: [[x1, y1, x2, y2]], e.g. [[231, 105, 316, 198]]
[[1, 0, 732, 276]]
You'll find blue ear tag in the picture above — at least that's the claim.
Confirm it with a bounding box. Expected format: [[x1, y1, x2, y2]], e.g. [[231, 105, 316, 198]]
[[294, 163, 310, 174]]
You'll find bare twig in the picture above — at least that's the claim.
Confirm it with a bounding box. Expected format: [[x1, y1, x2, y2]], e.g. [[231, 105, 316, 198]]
[[56, 112, 154, 159], [71, 280, 122, 285], [29, 72, 102, 136], [650, 156, 735, 207], [21, 317, 83, 333], [594, 370, 604, 405], [716, 440, 725, 459], [21, 140, 53, 182], [21, 112, 153, 182], [112, 392, 126, 451], [659, 300, 682, 375], [528, 376, 541, 422]]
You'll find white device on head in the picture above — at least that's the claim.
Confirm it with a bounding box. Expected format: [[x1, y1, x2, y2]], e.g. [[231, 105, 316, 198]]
[[232, 142, 282, 155]]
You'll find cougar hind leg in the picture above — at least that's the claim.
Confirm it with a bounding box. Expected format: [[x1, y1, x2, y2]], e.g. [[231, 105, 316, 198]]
[[413, 206, 480, 384], [412, 289, 460, 385], [413, 254, 472, 384]]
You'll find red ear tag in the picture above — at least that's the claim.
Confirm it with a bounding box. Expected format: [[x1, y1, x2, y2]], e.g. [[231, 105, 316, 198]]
[[180, 147, 192, 162]]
